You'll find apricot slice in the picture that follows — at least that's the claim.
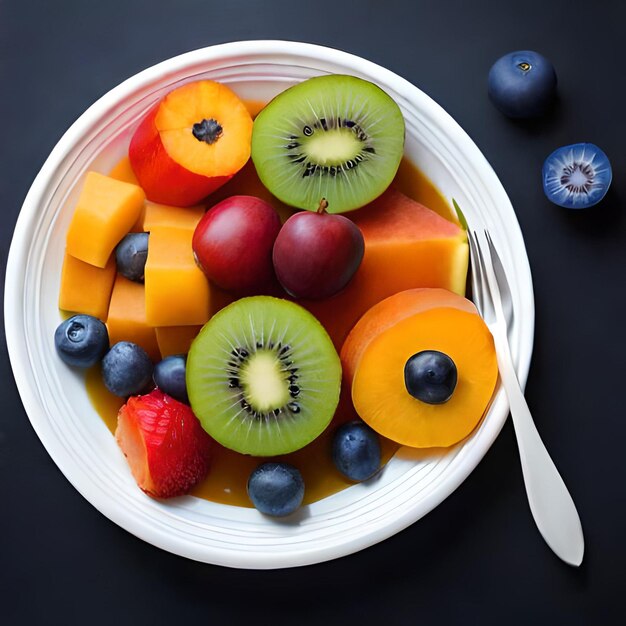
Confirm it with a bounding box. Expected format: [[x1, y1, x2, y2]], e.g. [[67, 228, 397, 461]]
[[129, 80, 253, 206], [342, 290, 498, 448], [341, 288, 477, 384]]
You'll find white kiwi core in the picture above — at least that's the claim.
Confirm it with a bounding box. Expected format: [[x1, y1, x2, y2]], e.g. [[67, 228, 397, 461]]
[[304, 129, 363, 165], [239, 350, 290, 412]]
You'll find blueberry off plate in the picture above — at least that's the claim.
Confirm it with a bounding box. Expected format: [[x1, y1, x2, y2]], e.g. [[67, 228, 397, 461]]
[[5, 41, 534, 569]]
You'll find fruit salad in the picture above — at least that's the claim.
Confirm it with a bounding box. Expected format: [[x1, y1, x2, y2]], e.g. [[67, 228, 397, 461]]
[[55, 75, 498, 515]]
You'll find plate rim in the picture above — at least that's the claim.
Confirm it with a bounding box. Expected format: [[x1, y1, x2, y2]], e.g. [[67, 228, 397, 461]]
[[4, 40, 534, 569]]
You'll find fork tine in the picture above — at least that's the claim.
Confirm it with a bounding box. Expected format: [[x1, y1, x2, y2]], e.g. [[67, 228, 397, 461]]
[[470, 229, 495, 321], [484, 230, 514, 327], [479, 229, 506, 321], [467, 230, 485, 315]]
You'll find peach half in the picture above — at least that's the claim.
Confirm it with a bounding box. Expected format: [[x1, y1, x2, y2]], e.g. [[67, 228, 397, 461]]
[[129, 80, 253, 206]]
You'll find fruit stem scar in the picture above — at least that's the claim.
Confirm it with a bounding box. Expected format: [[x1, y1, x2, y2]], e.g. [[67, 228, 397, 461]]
[[192, 118, 223, 144], [317, 198, 329, 214], [517, 62, 531, 72]]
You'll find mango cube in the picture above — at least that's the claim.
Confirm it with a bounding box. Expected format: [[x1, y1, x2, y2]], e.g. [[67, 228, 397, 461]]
[[66, 172, 145, 267], [108, 156, 139, 186], [145, 227, 210, 326], [107, 275, 160, 362], [142, 202, 205, 232], [58, 252, 116, 320], [155, 325, 203, 358]]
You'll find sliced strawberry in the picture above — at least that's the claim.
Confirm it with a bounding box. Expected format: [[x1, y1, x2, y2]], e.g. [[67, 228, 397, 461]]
[[115, 389, 213, 498]]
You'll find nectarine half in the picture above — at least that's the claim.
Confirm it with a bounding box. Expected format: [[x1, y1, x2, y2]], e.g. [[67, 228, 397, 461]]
[[129, 80, 253, 206]]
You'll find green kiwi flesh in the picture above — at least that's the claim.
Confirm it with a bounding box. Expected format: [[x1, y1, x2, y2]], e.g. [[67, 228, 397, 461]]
[[251, 74, 405, 213], [186, 296, 342, 456]]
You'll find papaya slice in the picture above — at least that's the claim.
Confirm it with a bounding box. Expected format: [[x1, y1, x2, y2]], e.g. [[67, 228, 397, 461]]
[[342, 289, 498, 448]]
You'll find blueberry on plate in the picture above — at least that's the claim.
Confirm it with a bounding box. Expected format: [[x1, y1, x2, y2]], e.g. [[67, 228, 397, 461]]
[[404, 350, 457, 404], [54, 314, 109, 368], [115, 232, 149, 282], [153, 355, 188, 404], [102, 341, 153, 397], [247, 462, 304, 517], [542, 143, 612, 209], [488, 50, 557, 118], [332, 420, 381, 482]]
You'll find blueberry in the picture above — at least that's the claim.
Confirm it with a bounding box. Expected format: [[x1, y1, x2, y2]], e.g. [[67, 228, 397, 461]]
[[404, 350, 457, 404], [54, 314, 109, 368], [542, 143, 612, 209], [332, 420, 381, 482], [488, 50, 557, 118], [247, 462, 304, 517], [102, 341, 153, 397], [153, 355, 188, 404], [115, 233, 149, 282]]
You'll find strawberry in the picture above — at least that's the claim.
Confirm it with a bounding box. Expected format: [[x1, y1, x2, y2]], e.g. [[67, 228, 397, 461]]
[[115, 389, 213, 498]]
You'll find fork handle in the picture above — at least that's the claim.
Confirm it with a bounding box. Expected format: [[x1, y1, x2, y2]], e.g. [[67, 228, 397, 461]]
[[497, 355, 585, 566]]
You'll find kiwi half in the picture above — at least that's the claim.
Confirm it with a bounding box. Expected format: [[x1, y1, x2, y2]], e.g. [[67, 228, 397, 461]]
[[186, 296, 342, 456], [251, 74, 405, 213]]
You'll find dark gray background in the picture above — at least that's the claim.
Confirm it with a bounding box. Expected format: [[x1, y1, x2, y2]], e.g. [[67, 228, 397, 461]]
[[1, 1, 624, 624]]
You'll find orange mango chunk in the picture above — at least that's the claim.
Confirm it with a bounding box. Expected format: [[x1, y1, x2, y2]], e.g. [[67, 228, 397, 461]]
[[142, 202, 205, 232], [107, 275, 160, 362], [66, 172, 146, 267], [58, 252, 116, 320], [155, 325, 202, 358], [145, 226, 210, 326], [109, 156, 140, 186], [108, 159, 144, 232]]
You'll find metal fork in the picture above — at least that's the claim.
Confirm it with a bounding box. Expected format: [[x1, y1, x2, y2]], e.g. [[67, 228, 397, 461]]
[[468, 229, 584, 566]]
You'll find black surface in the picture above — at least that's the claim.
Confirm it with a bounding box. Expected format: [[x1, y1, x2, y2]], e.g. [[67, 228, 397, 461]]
[[1, 1, 625, 624]]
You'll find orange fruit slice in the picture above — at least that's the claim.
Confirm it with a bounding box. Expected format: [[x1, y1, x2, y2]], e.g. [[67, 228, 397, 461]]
[[341, 289, 498, 448]]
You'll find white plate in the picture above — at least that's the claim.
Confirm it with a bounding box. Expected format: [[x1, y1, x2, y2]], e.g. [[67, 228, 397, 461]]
[[5, 41, 534, 569]]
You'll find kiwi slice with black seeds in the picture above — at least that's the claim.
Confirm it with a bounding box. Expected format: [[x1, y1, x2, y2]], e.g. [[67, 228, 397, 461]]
[[251, 74, 405, 213], [186, 296, 341, 456]]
